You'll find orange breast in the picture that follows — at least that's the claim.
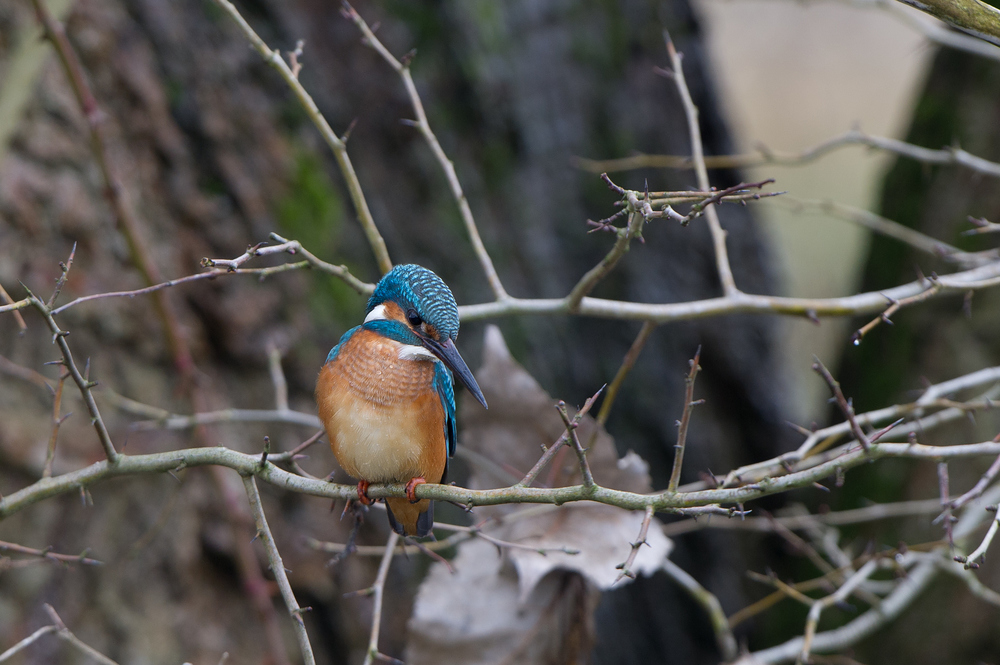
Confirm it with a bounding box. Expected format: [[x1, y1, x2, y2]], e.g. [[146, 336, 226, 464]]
[[315, 329, 447, 485]]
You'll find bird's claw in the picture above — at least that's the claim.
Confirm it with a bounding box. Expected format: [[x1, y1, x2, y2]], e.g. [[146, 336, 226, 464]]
[[405, 477, 426, 503], [356, 480, 372, 506]]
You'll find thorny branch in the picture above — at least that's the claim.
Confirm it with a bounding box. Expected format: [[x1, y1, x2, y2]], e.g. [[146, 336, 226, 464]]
[[668, 347, 703, 493], [615, 505, 655, 583]]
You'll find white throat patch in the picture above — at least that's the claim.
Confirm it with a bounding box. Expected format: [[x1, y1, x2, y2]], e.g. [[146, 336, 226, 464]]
[[398, 345, 437, 361]]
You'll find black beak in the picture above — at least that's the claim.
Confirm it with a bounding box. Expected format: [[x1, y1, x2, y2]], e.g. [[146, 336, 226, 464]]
[[422, 337, 488, 409]]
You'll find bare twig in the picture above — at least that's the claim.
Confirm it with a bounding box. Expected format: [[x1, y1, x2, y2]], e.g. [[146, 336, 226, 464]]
[[557, 401, 596, 489], [812, 359, 871, 452], [664, 33, 738, 296], [242, 475, 316, 665], [43, 604, 120, 665], [615, 505, 655, 583], [950, 450, 1000, 510], [0, 540, 101, 566], [0, 626, 58, 662], [963, 215, 1000, 236], [362, 531, 400, 665], [42, 371, 70, 478], [798, 559, 881, 665], [669, 347, 703, 493], [955, 515, 1000, 569], [28, 296, 118, 463], [573, 126, 1000, 179], [938, 462, 955, 548], [0, 284, 27, 333], [662, 558, 739, 661], [776, 197, 997, 269], [46, 243, 76, 308], [266, 341, 289, 412], [515, 388, 603, 488], [343, 2, 506, 297], [200, 232, 372, 294], [597, 321, 657, 426], [211, 0, 392, 275]]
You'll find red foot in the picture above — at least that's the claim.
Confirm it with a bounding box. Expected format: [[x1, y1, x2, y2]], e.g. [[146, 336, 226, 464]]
[[356, 480, 372, 506], [405, 477, 427, 504]]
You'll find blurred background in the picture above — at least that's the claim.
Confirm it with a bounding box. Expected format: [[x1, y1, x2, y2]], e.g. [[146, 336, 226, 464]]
[[1, 0, 999, 663]]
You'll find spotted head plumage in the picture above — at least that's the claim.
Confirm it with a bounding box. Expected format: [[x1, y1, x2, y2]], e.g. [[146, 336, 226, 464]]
[[367, 264, 460, 342]]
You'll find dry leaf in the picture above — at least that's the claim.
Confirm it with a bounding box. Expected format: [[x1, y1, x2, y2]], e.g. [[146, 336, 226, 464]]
[[407, 326, 672, 664]]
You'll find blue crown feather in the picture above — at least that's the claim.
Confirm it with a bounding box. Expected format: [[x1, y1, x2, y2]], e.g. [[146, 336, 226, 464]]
[[367, 264, 460, 341]]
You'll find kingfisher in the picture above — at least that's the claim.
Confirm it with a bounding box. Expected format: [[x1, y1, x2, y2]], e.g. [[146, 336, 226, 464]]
[[316, 264, 487, 537]]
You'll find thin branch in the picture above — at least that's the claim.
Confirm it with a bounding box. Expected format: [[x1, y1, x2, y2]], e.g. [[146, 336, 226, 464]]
[[597, 321, 657, 426], [663, 33, 738, 296], [43, 604, 120, 665], [42, 371, 70, 478], [28, 296, 118, 464], [200, 233, 373, 294], [798, 559, 881, 665], [662, 558, 739, 661], [573, 126, 1000, 179], [210, 0, 392, 275], [342, 2, 506, 298], [363, 531, 399, 665], [615, 505, 655, 583], [0, 540, 101, 566], [242, 475, 316, 665], [955, 515, 1000, 569], [964, 215, 1000, 236], [950, 449, 1000, 510], [0, 284, 27, 332], [515, 388, 603, 488], [812, 358, 871, 451], [566, 209, 646, 311], [0, 626, 58, 663], [556, 401, 596, 489], [669, 347, 703, 493], [775, 196, 996, 269], [46, 243, 76, 308], [266, 341, 289, 412]]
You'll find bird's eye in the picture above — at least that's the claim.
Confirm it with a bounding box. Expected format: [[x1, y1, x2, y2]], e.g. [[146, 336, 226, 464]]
[[406, 309, 423, 327]]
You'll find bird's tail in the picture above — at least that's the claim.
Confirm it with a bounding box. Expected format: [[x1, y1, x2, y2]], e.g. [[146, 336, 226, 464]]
[[385, 498, 434, 537]]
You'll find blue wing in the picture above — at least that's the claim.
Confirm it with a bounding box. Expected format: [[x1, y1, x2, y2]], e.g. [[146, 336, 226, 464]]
[[432, 361, 458, 464], [325, 326, 361, 363]]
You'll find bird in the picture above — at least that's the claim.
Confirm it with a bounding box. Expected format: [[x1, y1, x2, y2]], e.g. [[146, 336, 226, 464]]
[[315, 264, 488, 537]]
